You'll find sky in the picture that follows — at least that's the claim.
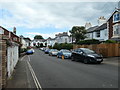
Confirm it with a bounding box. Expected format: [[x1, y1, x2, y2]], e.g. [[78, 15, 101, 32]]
[[0, 0, 119, 40]]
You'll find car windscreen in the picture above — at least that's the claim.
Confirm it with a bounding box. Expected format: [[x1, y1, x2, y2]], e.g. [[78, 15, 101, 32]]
[[62, 50, 71, 53], [81, 49, 95, 54]]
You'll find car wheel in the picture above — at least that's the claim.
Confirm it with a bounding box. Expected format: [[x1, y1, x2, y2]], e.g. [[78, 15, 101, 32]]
[[97, 62, 101, 64], [71, 56, 75, 61], [57, 55, 59, 58], [84, 58, 89, 64]]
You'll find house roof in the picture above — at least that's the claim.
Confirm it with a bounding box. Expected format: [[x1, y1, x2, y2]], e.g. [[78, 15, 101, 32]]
[[95, 23, 107, 31], [24, 37, 31, 42], [107, 8, 120, 21], [47, 37, 56, 40], [55, 32, 68, 37], [87, 26, 98, 33]]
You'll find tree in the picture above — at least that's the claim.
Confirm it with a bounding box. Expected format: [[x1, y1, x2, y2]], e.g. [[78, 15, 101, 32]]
[[69, 26, 87, 44], [34, 35, 44, 39]]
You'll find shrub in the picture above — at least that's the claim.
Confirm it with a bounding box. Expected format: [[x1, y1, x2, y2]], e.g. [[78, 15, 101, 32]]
[[77, 39, 101, 45], [52, 43, 73, 50], [20, 48, 27, 53], [104, 40, 116, 43]]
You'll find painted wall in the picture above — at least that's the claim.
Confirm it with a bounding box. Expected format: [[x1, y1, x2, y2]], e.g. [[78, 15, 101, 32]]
[[86, 29, 108, 41], [7, 46, 19, 78]]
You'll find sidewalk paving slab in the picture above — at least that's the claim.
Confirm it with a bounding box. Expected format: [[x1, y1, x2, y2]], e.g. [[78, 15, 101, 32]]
[[4, 56, 36, 89]]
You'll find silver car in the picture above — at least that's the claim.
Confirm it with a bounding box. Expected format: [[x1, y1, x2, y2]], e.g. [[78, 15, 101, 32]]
[[49, 49, 59, 56]]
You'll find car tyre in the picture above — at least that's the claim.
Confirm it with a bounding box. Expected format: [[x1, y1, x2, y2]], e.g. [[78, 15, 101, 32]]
[[84, 58, 89, 64], [57, 55, 59, 58], [71, 56, 75, 61], [97, 62, 101, 64]]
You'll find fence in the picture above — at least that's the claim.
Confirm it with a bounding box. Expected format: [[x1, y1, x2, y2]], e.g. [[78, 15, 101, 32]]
[[73, 43, 120, 57]]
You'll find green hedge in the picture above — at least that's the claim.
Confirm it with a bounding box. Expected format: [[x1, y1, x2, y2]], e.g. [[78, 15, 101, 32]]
[[52, 43, 73, 50], [77, 39, 101, 45], [104, 40, 117, 43], [20, 48, 27, 53]]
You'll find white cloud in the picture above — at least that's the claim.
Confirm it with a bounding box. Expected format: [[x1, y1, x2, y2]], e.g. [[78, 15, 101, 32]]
[[0, 2, 117, 29], [0, 0, 119, 2], [25, 32, 65, 40]]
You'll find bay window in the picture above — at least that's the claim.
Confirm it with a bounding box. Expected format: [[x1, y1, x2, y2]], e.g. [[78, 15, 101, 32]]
[[113, 24, 120, 36]]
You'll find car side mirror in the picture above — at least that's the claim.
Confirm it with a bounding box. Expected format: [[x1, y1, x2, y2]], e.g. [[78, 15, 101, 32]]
[[79, 52, 83, 54]]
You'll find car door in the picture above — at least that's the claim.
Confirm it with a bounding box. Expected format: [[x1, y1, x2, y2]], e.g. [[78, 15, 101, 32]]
[[76, 49, 84, 61], [72, 49, 78, 60]]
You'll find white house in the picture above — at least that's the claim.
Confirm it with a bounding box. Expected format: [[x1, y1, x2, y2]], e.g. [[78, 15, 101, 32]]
[[85, 16, 108, 41], [20, 36, 27, 49], [31, 39, 46, 47], [86, 23, 108, 41], [46, 37, 56, 47], [55, 32, 72, 44], [24, 38, 31, 47], [107, 7, 120, 41]]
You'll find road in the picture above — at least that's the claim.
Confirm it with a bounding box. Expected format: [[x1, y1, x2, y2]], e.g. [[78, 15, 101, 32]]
[[26, 49, 118, 88]]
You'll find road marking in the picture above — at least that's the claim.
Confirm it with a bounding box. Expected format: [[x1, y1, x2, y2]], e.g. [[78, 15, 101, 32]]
[[27, 56, 42, 90], [28, 55, 30, 61], [20, 55, 26, 61]]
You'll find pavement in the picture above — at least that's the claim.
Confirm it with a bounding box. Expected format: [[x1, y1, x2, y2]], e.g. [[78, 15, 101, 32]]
[[4, 56, 35, 89], [4, 50, 119, 89]]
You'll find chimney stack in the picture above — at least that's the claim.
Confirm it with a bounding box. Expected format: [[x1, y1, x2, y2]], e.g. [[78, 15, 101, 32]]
[[98, 16, 106, 26], [13, 27, 16, 34], [85, 22, 92, 29]]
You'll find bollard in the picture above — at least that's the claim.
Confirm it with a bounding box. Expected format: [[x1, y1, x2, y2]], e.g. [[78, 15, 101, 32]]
[[62, 55, 64, 60]]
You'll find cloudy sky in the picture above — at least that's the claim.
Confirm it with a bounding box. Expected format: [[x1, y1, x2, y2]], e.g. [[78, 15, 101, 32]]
[[0, 0, 119, 40]]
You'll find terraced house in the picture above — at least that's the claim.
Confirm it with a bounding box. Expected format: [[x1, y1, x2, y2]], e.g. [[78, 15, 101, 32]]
[[85, 16, 108, 41], [0, 26, 20, 88], [107, 8, 120, 41]]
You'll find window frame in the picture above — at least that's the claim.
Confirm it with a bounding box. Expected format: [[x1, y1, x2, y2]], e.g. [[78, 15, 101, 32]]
[[113, 24, 120, 36], [113, 12, 120, 23], [96, 31, 100, 38]]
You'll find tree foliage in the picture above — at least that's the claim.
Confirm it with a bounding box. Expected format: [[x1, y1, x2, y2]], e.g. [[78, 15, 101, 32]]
[[34, 35, 44, 39], [52, 43, 73, 50], [69, 26, 87, 44]]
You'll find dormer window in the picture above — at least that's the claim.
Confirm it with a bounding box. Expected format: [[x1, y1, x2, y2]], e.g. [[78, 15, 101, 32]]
[[113, 12, 120, 22]]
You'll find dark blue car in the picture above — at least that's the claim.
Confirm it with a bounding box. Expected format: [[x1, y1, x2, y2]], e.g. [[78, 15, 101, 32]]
[[26, 49, 34, 55]]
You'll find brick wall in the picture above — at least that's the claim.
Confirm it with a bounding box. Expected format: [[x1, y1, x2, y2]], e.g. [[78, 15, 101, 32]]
[[1, 40, 7, 88], [0, 36, 7, 88]]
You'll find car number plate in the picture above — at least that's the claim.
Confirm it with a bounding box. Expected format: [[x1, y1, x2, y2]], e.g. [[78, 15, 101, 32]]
[[97, 59, 102, 61]]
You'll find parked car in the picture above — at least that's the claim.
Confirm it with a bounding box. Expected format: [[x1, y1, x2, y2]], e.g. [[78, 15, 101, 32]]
[[49, 49, 59, 56], [26, 49, 34, 55], [57, 50, 72, 59], [44, 48, 50, 54], [71, 48, 103, 64]]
